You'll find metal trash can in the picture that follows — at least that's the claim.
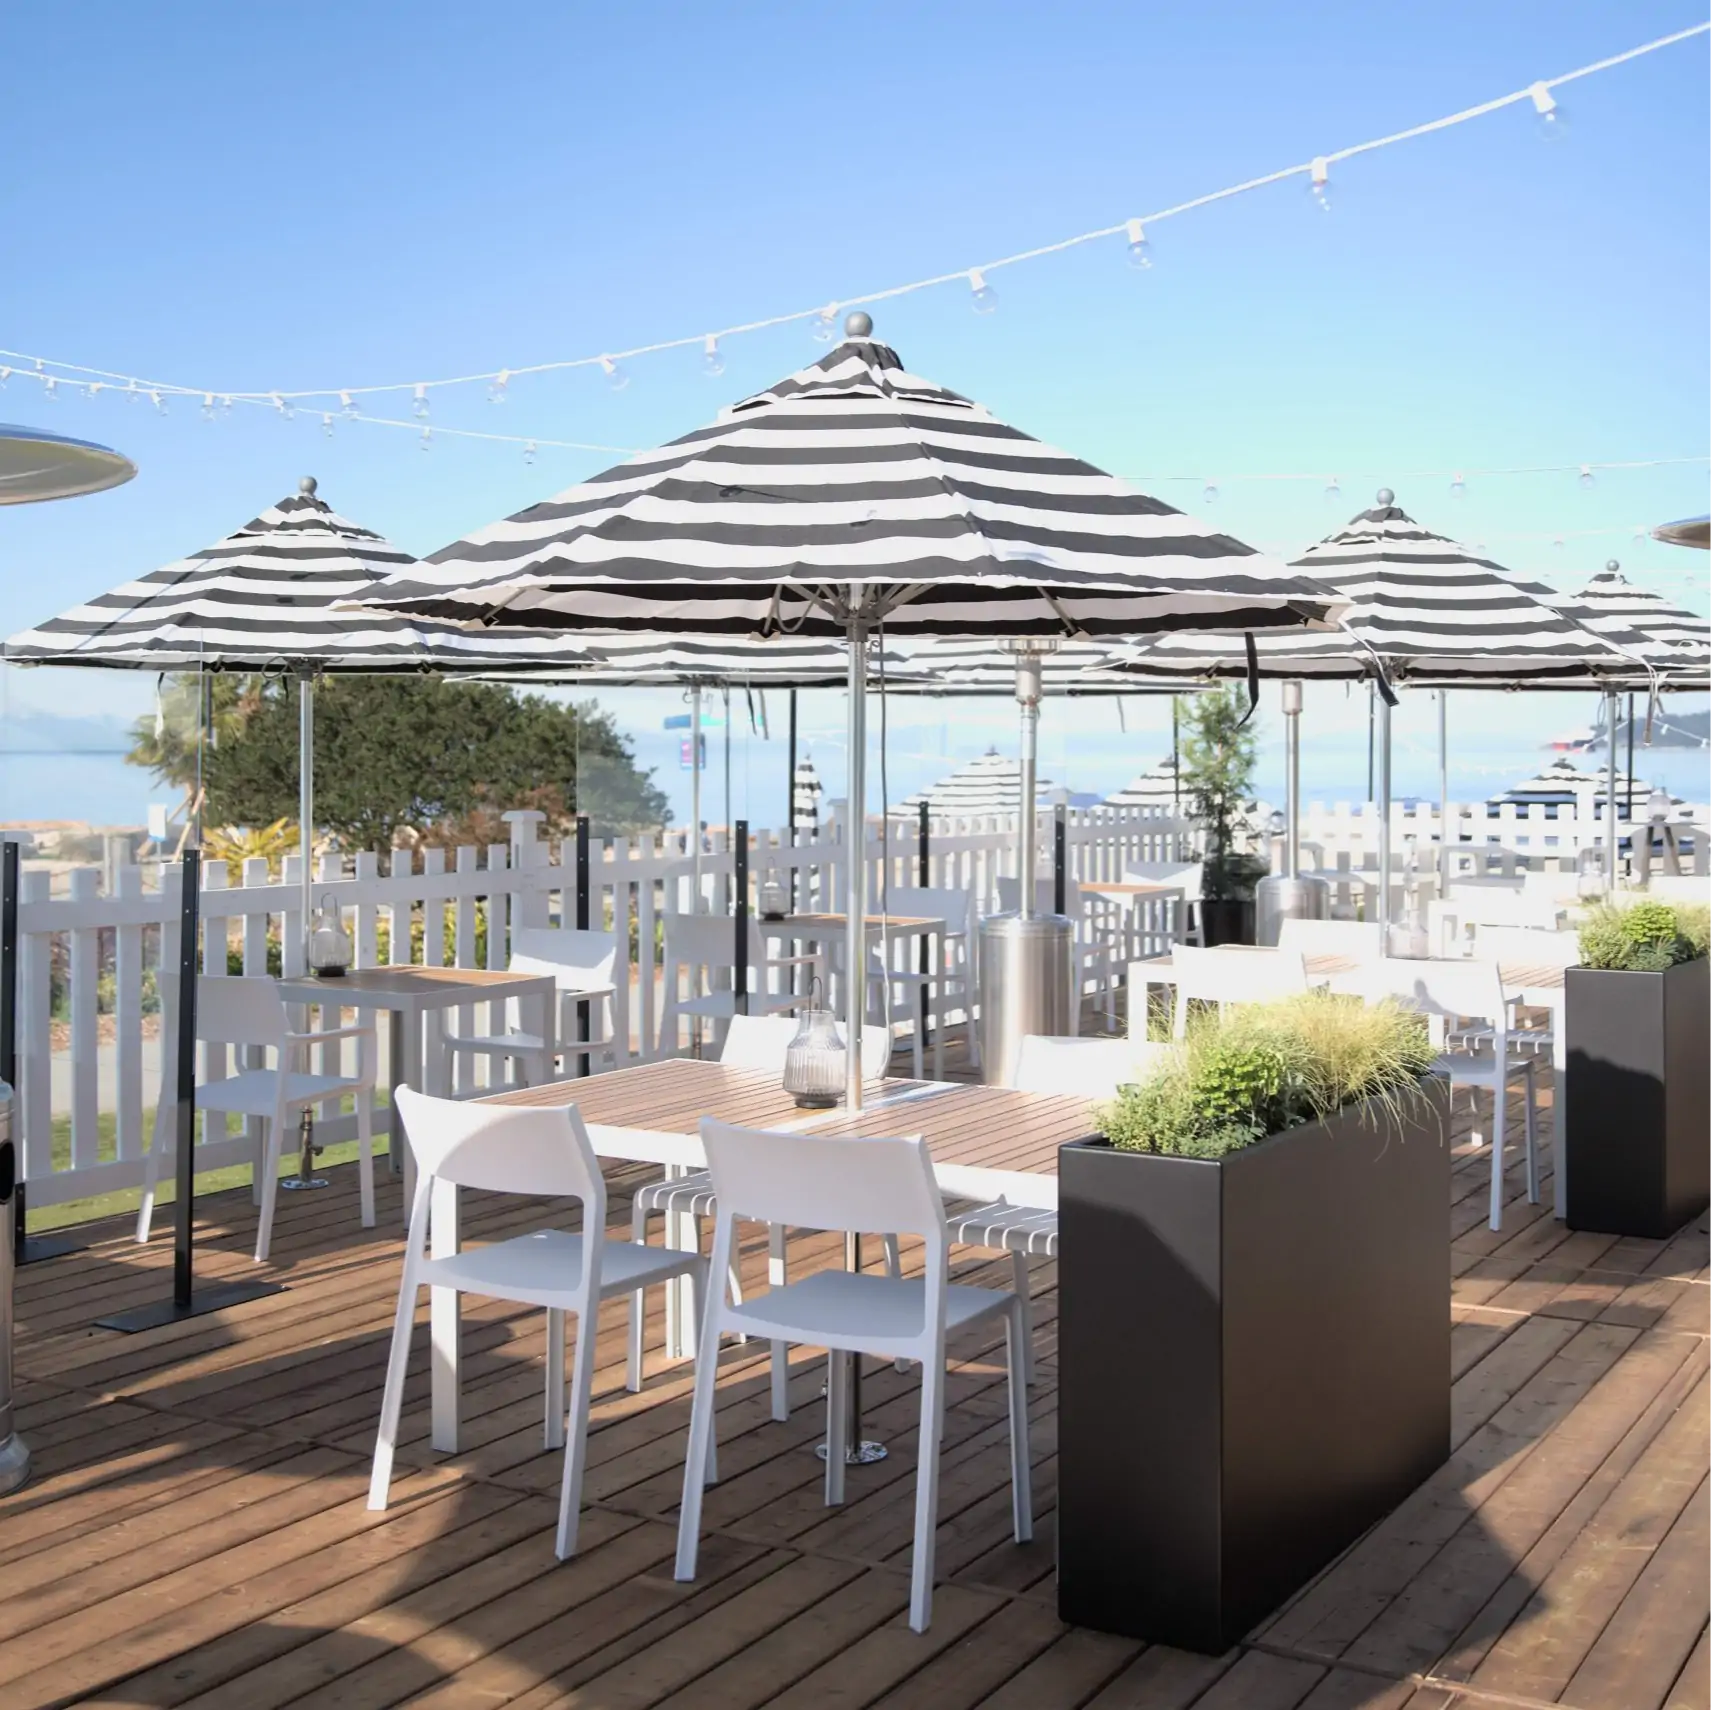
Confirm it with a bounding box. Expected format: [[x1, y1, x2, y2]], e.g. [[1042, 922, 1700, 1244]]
[[979, 913, 1074, 1087], [0, 1080, 28, 1496]]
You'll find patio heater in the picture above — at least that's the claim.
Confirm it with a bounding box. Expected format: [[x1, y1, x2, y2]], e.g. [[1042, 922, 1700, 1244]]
[[979, 642, 1073, 1085], [1255, 680, 1329, 944]]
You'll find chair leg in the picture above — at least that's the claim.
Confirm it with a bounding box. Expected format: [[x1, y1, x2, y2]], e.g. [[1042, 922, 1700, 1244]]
[[1011, 1249, 1036, 1387], [1004, 1298, 1034, 1543], [136, 1096, 172, 1244], [253, 1113, 286, 1264], [768, 1223, 789, 1423], [627, 1196, 649, 1393], [673, 1287, 723, 1583], [1522, 1059, 1540, 1205], [367, 1264, 423, 1511], [1487, 1077, 1508, 1233], [824, 1351, 849, 1507], [554, 1300, 600, 1560], [356, 1089, 375, 1230], [909, 1353, 945, 1632], [544, 1306, 566, 1449]]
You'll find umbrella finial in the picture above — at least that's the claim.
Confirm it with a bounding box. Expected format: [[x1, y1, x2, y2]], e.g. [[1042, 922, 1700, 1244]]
[[299, 476, 318, 496], [843, 310, 874, 339], [1375, 487, 1395, 507], [1604, 558, 1621, 575]]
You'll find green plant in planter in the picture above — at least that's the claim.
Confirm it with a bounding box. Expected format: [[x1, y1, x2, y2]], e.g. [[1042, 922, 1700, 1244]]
[[1178, 687, 1265, 901], [1094, 990, 1436, 1159], [1578, 898, 1709, 972]]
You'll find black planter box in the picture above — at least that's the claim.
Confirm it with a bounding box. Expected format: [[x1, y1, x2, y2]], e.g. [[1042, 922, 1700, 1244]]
[[1057, 1080, 1451, 1654], [1565, 957, 1710, 1240], [1199, 898, 1255, 947]]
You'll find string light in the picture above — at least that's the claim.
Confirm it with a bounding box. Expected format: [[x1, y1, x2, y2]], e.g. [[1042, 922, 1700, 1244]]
[[523, 440, 537, 466], [1202, 481, 1219, 505], [322, 413, 335, 438], [1529, 80, 1565, 138], [702, 335, 725, 377], [200, 393, 215, 421], [487, 369, 510, 404], [0, 368, 9, 387], [419, 426, 432, 452], [1324, 476, 1342, 502], [1125, 218, 1152, 270], [600, 355, 629, 392], [339, 391, 358, 420], [412, 384, 430, 420], [968, 268, 998, 313], [270, 392, 293, 420], [85, 382, 104, 401], [811, 304, 838, 343], [1310, 156, 1332, 210], [1578, 463, 1595, 490], [148, 389, 166, 415], [1450, 472, 1468, 498], [42, 377, 57, 400]]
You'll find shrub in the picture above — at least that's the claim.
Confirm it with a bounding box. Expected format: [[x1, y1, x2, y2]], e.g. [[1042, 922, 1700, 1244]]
[[1094, 990, 1435, 1160], [1577, 898, 1709, 972]]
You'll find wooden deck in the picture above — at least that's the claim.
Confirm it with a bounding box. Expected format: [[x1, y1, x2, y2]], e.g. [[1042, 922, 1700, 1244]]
[[5, 1061, 1707, 1710]]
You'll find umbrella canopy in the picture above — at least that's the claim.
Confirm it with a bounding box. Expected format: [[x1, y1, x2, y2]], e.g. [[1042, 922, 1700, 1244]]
[[880, 637, 1160, 696], [4, 478, 586, 673], [901, 748, 1053, 817], [1104, 756, 1184, 810], [1110, 492, 1631, 685], [360, 331, 1344, 639], [792, 754, 824, 836], [1549, 562, 1710, 679], [1491, 754, 1668, 814], [0, 423, 135, 505]]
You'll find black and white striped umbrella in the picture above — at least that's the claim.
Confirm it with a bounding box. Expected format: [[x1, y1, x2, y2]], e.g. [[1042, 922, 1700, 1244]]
[[900, 749, 1053, 817], [792, 754, 824, 836], [1550, 562, 1710, 680], [1111, 492, 1629, 685], [4, 478, 586, 674], [1103, 756, 1184, 810], [363, 331, 1342, 640]]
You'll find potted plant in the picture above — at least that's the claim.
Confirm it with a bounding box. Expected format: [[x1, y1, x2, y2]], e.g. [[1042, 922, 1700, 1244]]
[[1565, 897, 1709, 1239], [1057, 992, 1450, 1655], [1178, 687, 1266, 945]]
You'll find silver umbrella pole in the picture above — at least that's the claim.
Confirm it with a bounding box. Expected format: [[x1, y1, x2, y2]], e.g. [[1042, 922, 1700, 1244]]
[[1375, 690, 1393, 940], [1604, 686, 1621, 891], [300, 672, 314, 954], [1438, 690, 1450, 885], [1017, 650, 1043, 916], [844, 625, 867, 1110]]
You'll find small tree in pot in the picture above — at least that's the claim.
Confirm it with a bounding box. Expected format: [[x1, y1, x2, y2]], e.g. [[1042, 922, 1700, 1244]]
[[1178, 687, 1265, 944]]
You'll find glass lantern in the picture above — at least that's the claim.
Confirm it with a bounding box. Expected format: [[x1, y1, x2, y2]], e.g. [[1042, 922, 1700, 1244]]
[[307, 892, 353, 978], [782, 1001, 846, 1109], [758, 860, 788, 921]]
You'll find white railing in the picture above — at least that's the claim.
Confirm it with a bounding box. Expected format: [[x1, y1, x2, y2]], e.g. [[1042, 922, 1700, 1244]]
[[17, 802, 1191, 1210]]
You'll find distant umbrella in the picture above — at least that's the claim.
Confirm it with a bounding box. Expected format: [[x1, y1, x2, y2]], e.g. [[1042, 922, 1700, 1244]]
[[903, 748, 1053, 818], [792, 754, 824, 836]]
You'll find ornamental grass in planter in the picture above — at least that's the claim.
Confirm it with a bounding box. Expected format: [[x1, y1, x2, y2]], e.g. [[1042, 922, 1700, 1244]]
[[1058, 992, 1451, 1654], [1566, 898, 1709, 1239]]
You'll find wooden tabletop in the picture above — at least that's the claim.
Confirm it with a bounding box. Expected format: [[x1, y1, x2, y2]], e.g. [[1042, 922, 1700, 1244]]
[[1137, 948, 1360, 978], [278, 965, 557, 1004], [1080, 879, 1186, 898], [764, 912, 943, 933]]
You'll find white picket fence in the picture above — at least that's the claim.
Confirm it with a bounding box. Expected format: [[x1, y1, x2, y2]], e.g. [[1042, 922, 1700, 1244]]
[[17, 802, 1193, 1210]]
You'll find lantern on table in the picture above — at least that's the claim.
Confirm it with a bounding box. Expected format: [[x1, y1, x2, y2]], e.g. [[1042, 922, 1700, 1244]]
[[782, 987, 845, 1109], [758, 860, 788, 921]]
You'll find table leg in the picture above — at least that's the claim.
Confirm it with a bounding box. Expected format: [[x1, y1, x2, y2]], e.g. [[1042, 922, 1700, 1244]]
[[429, 1173, 461, 1452], [931, 928, 944, 1082]]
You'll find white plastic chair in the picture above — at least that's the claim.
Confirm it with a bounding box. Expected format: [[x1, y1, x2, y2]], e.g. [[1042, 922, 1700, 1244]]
[[1277, 918, 1383, 960], [658, 913, 814, 1055], [864, 885, 977, 1077], [1355, 958, 1538, 1231], [674, 1118, 1032, 1632], [1122, 859, 1205, 946], [1466, 926, 1580, 1057], [138, 975, 376, 1263], [1431, 890, 1566, 957], [1166, 944, 1310, 1039], [367, 1087, 711, 1559], [631, 1012, 896, 1421], [441, 928, 619, 1088]]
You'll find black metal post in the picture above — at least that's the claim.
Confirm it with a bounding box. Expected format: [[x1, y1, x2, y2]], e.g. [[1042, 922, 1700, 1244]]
[[917, 801, 930, 1043], [786, 692, 799, 914], [1054, 801, 1068, 916], [575, 815, 591, 1076], [98, 851, 282, 1331], [734, 819, 750, 1016]]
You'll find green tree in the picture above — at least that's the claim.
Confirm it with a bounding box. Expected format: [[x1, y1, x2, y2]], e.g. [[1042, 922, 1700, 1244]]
[[1178, 687, 1265, 901], [129, 675, 669, 852], [125, 672, 255, 797]]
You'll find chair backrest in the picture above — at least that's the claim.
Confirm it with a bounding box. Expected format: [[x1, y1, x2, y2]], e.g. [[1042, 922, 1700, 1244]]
[[1277, 918, 1383, 959], [1447, 875, 1525, 894], [1353, 957, 1507, 1033], [1449, 891, 1566, 931], [1013, 1035, 1174, 1101], [196, 976, 289, 1049], [718, 1013, 891, 1076], [663, 911, 757, 972], [882, 885, 974, 936], [395, 1085, 605, 1206], [700, 1117, 945, 1240], [510, 927, 619, 992], [1467, 925, 1580, 969], [1123, 859, 1203, 897], [1169, 944, 1310, 1038]]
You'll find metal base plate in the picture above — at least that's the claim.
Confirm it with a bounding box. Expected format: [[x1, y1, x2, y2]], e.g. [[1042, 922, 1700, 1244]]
[[280, 1176, 331, 1191], [95, 1278, 286, 1333], [0, 1432, 30, 1497], [814, 1440, 889, 1465], [18, 1231, 87, 1264]]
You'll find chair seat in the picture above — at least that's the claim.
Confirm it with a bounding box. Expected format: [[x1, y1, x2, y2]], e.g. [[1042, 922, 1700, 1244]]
[[676, 991, 801, 1020], [442, 1029, 551, 1054], [196, 1069, 363, 1118], [724, 1268, 1010, 1356], [634, 1170, 718, 1219], [946, 1201, 1059, 1257], [421, 1228, 703, 1311], [1432, 1050, 1532, 1090]]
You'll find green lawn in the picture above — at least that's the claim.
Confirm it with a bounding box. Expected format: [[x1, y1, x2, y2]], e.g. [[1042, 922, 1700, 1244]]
[[29, 1107, 392, 1233]]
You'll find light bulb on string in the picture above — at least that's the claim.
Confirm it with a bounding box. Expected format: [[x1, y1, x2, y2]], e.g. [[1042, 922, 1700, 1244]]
[[149, 389, 166, 415], [221, 395, 233, 416], [1578, 464, 1595, 491], [523, 440, 537, 467], [600, 355, 629, 392], [339, 391, 358, 420], [488, 370, 509, 405], [702, 335, 725, 378], [968, 268, 998, 313], [271, 392, 294, 421], [1202, 481, 1219, 506], [1124, 218, 1152, 270], [125, 380, 141, 405], [1324, 475, 1342, 502], [811, 304, 838, 343], [200, 393, 215, 421], [1529, 81, 1566, 139], [321, 414, 335, 439], [412, 384, 430, 420], [1449, 472, 1467, 499], [84, 382, 102, 402], [0, 368, 9, 388], [42, 377, 58, 401], [1309, 157, 1331, 211], [419, 426, 432, 452]]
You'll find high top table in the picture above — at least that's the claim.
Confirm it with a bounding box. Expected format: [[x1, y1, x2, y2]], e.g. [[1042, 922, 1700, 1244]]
[[409, 1058, 1093, 1452]]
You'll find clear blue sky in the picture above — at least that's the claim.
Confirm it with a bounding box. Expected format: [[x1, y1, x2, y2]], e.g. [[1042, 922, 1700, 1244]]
[[1, 1, 1706, 823]]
